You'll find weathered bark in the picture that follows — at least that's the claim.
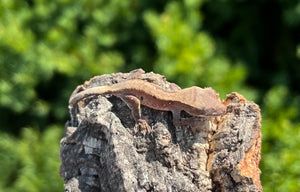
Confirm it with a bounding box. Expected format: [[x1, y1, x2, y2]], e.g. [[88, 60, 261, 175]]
[[60, 69, 262, 192]]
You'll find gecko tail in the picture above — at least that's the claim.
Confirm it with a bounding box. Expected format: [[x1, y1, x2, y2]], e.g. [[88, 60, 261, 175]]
[[69, 86, 111, 106]]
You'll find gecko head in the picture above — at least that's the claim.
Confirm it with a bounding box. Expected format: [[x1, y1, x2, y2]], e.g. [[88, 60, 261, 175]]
[[204, 88, 227, 116], [204, 102, 227, 116], [183, 87, 226, 117]]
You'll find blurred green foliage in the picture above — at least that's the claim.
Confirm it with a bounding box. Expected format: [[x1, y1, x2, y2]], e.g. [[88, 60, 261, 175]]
[[0, 0, 299, 191], [0, 127, 63, 191]]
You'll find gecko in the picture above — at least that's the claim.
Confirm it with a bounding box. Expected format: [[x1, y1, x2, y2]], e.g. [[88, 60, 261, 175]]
[[69, 79, 226, 135]]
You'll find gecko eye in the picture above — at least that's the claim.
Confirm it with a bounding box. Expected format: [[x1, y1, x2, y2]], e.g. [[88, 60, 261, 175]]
[[140, 96, 144, 101]]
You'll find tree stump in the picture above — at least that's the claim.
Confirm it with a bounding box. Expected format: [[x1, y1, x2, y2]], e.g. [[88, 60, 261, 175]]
[[60, 69, 262, 192]]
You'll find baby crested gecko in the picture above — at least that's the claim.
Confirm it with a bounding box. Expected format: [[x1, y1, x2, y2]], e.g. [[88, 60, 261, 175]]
[[69, 79, 226, 135]]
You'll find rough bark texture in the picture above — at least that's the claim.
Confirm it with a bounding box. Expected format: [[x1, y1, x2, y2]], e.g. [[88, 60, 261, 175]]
[[60, 69, 262, 192]]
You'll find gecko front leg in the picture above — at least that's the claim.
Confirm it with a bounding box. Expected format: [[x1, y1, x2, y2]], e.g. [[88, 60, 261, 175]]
[[171, 110, 208, 132], [120, 95, 151, 135], [171, 110, 182, 127]]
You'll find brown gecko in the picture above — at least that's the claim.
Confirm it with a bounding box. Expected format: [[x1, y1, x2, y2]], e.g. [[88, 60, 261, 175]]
[[69, 79, 226, 134]]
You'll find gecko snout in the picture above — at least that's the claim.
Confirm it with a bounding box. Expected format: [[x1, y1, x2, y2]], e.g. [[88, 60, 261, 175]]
[[205, 102, 227, 116], [214, 103, 227, 116]]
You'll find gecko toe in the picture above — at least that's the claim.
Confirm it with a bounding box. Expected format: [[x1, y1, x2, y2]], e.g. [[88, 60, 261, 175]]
[[134, 119, 152, 136]]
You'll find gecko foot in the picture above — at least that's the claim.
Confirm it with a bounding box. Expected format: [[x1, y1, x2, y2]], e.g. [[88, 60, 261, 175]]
[[133, 119, 151, 136]]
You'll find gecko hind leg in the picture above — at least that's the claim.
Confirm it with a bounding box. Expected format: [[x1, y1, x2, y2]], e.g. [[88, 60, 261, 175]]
[[134, 119, 151, 136], [120, 94, 151, 135]]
